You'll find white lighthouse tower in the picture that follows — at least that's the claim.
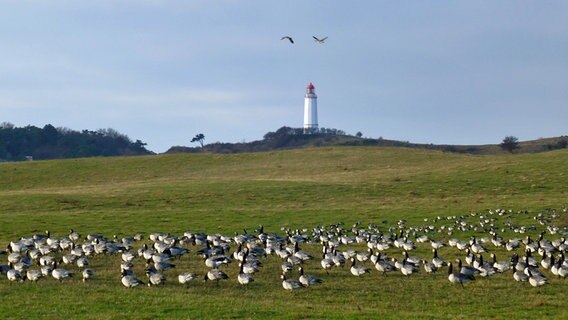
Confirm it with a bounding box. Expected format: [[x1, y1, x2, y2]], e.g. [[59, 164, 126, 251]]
[[303, 82, 318, 134]]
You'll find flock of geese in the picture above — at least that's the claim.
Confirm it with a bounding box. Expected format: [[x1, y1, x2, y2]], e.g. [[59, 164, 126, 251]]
[[1, 208, 567, 292]]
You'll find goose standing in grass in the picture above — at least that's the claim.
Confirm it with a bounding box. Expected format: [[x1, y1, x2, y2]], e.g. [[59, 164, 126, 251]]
[[350, 258, 370, 277], [490, 253, 510, 273], [82, 268, 95, 282], [432, 249, 447, 268], [178, 272, 197, 286], [204, 269, 229, 285], [146, 271, 166, 286], [298, 266, 322, 287], [52, 262, 73, 282], [320, 252, 334, 274], [76, 257, 89, 268], [457, 259, 479, 277], [281, 274, 302, 291], [237, 263, 254, 286], [525, 267, 547, 287], [374, 254, 395, 275], [399, 258, 418, 276], [7, 267, 23, 283], [422, 260, 438, 274], [121, 271, 144, 288], [26, 269, 42, 282], [512, 265, 529, 282], [447, 262, 475, 288]]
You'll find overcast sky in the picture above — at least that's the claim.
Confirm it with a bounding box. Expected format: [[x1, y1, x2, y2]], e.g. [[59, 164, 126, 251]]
[[1, 1, 567, 152]]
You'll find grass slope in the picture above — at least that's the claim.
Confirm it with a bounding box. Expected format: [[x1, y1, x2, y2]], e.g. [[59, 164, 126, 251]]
[[0, 147, 567, 319]]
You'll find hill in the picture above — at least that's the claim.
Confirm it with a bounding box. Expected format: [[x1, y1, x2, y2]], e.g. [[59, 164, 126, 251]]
[[0, 147, 567, 319], [167, 126, 568, 155]]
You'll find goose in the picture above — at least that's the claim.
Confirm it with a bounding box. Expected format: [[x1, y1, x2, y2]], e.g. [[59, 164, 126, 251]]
[[475, 255, 496, 277], [374, 254, 395, 275], [26, 269, 42, 282], [281, 36, 294, 44], [540, 251, 552, 269], [121, 251, 136, 263], [490, 253, 510, 273], [76, 257, 89, 268], [82, 268, 95, 282], [68, 229, 81, 242], [350, 258, 370, 277], [293, 242, 313, 261], [281, 261, 294, 273], [447, 262, 474, 288], [432, 249, 447, 268], [237, 263, 254, 286], [204, 269, 229, 285], [457, 259, 479, 277], [422, 260, 438, 274], [205, 255, 231, 269], [146, 271, 166, 286], [298, 266, 322, 287], [512, 265, 529, 282], [403, 251, 421, 266], [525, 267, 547, 287], [39, 255, 56, 267], [281, 274, 302, 291], [470, 237, 487, 254], [152, 260, 176, 272], [7, 267, 23, 283], [556, 259, 568, 278], [121, 272, 144, 288], [320, 252, 334, 274], [178, 272, 197, 286], [399, 258, 417, 276], [312, 36, 328, 44], [52, 262, 73, 282], [430, 240, 446, 250]]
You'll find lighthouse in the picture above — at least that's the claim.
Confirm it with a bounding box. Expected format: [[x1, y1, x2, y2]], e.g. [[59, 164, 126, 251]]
[[303, 82, 318, 134]]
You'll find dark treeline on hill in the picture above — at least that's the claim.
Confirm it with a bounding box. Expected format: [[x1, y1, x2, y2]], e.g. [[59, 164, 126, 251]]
[[0, 122, 153, 161], [167, 126, 568, 155]]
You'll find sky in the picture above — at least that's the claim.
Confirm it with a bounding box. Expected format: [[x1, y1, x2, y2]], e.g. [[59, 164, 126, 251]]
[[1, 1, 567, 153]]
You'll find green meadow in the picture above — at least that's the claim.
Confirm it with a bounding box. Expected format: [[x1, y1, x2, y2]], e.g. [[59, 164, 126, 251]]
[[0, 147, 567, 319]]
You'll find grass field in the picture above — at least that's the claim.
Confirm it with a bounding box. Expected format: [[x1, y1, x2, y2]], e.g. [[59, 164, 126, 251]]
[[0, 147, 567, 319]]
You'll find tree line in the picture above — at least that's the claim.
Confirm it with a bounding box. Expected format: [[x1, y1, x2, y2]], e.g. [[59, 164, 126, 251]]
[[0, 122, 152, 161]]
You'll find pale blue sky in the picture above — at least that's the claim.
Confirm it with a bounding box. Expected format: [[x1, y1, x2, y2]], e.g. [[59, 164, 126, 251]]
[[1, 1, 567, 152]]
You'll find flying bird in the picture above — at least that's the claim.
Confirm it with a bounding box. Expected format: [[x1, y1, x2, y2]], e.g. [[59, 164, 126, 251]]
[[281, 36, 294, 44], [312, 36, 328, 44]]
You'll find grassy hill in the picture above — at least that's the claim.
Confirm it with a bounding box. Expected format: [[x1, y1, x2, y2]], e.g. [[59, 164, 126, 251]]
[[0, 147, 567, 319], [167, 133, 568, 155]]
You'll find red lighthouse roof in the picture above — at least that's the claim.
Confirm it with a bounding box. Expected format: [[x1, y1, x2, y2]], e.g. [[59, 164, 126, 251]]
[[307, 82, 315, 90]]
